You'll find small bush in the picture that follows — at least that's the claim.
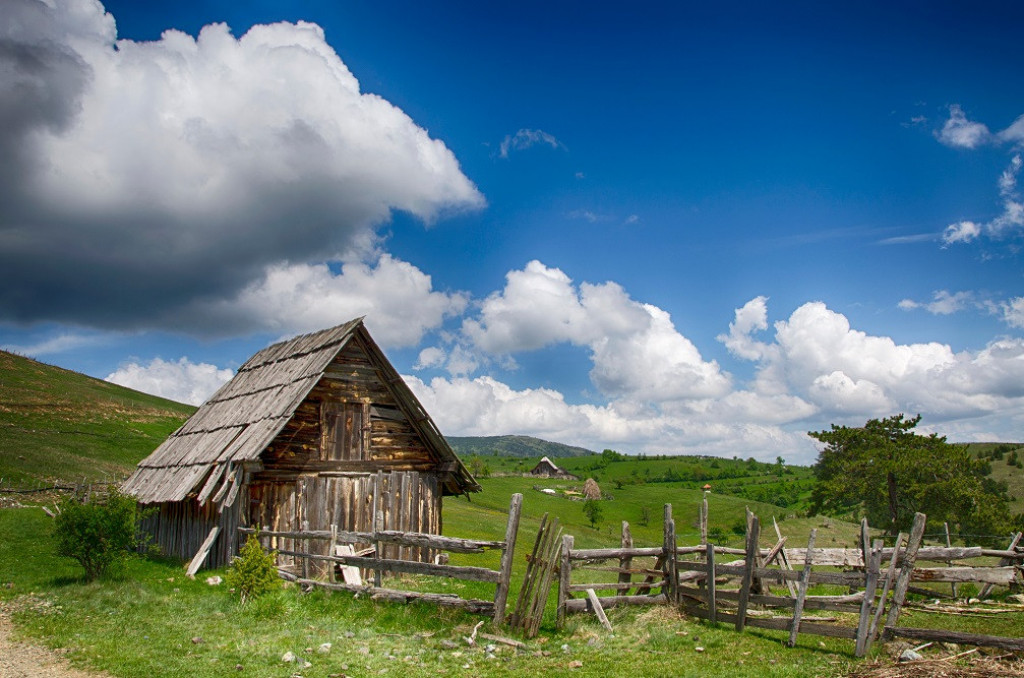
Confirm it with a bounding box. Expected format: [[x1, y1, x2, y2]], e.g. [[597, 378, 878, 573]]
[[227, 532, 280, 603], [54, 488, 146, 581]]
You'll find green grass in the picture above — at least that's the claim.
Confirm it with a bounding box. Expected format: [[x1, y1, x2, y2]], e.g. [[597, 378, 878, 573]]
[[0, 351, 194, 485], [1, 507, 858, 678]]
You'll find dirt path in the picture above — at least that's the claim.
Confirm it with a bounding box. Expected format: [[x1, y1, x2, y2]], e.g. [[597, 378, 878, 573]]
[[0, 605, 112, 678]]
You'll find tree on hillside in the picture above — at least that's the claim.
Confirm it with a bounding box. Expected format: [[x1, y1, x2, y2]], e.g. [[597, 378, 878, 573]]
[[809, 414, 1011, 540], [583, 499, 603, 529]]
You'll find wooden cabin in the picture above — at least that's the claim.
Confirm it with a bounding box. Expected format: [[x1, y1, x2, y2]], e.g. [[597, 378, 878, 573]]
[[122, 318, 480, 571], [529, 456, 574, 479]]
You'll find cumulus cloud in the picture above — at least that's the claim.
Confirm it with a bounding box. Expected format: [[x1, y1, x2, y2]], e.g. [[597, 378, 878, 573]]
[[0, 0, 482, 329], [936, 104, 992, 149], [404, 373, 816, 462], [106, 357, 233, 405], [498, 128, 563, 158], [461, 261, 730, 401], [175, 254, 467, 347]]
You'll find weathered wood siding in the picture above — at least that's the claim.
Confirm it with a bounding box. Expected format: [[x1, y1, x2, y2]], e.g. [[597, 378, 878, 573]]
[[249, 471, 441, 565], [140, 496, 243, 569]]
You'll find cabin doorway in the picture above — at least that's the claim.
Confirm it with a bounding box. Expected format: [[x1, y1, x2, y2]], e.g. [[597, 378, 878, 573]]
[[321, 400, 370, 461]]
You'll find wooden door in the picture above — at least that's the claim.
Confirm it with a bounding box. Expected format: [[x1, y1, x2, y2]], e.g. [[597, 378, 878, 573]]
[[321, 401, 370, 461]]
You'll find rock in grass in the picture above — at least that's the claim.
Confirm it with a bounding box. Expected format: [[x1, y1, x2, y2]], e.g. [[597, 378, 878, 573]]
[[282, 651, 296, 663], [318, 643, 332, 654], [899, 649, 923, 662]]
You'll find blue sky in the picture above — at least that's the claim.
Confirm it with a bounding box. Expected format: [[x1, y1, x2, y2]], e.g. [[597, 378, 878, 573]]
[[3, 0, 1024, 463]]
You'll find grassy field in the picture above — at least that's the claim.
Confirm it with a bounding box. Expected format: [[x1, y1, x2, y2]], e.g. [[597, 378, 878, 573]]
[[2, 506, 866, 678], [0, 351, 194, 485]]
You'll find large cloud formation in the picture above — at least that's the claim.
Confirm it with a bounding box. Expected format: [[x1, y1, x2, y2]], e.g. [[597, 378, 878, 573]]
[[406, 272, 1024, 464], [0, 0, 482, 328]]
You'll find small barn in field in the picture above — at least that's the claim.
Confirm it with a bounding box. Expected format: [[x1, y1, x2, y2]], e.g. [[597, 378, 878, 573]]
[[529, 456, 574, 479], [122, 318, 479, 570]]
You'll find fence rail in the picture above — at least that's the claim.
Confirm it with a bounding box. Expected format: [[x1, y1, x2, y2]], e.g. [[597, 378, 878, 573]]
[[240, 493, 522, 623], [558, 505, 1024, 655]]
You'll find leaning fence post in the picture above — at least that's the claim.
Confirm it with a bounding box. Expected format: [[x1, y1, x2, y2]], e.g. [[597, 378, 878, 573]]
[[884, 512, 927, 636], [855, 538, 884, 656], [557, 534, 574, 629], [980, 532, 1022, 600], [493, 492, 523, 625], [736, 514, 760, 632]]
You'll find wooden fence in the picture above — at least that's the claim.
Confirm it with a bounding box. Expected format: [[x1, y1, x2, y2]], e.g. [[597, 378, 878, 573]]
[[558, 505, 1024, 655], [240, 493, 522, 624]]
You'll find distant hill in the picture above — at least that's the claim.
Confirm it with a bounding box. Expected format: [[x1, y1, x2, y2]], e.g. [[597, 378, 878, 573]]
[[446, 434, 594, 459], [0, 350, 194, 485]]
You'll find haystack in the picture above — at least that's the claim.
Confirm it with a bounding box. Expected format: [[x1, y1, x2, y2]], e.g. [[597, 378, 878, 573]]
[[583, 477, 601, 500]]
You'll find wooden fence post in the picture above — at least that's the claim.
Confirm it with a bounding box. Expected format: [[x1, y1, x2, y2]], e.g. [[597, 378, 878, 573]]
[[944, 522, 958, 599], [884, 512, 927, 635], [736, 514, 760, 632], [372, 471, 383, 587], [788, 528, 815, 647], [706, 542, 717, 624], [493, 492, 523, 625], [869, 531, 905, 643], [557, 534, 574, 629], [663, 504, 677, 605], [700, 494, 708, 546], [855, 539, 884, 656], [618, 521, 633, 591]]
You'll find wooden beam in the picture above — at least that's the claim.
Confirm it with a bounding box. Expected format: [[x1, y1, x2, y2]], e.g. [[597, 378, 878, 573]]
[[185, 526, 220, 578]]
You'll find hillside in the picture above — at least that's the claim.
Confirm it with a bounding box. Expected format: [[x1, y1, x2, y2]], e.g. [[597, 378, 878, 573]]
[[0, 350, 194, 485], [446, 434, 594, 458]]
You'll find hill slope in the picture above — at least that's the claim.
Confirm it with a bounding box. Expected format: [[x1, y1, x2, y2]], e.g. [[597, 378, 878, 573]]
[[0, 350, 194, 485], [446, 434, 594, 458]]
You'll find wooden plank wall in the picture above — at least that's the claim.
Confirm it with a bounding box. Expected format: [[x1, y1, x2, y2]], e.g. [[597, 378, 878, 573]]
[[140, 496, 242, 569], [249, 470, 442, 567]]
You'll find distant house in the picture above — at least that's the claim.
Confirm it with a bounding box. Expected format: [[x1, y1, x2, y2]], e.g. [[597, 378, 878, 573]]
[[529, 456, 574, 479], [122, 318, 480, 571]]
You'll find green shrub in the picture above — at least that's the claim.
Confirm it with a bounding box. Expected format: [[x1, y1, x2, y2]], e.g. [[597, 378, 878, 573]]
[[227, 532, 280, 603], [53, 488, 146, 581]]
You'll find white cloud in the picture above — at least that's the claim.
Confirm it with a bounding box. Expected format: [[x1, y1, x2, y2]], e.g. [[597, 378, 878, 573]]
[[999, 297, 1024, 329], [461, 260, 730, 401], [936, 103, 1024, 245], [942, 220, 982, 245], [718, 296, 771, 361], [1, 332, 107, 357], [404, 373, 816, 462], [897, 290, 973, 315], [177, 254, 467, 347], [999, 113, 1024, 146], [499, 129, 563, 158], [414, 347, 446, 370], [106, 357, 233, 406], [936, 104, 992, 149], [0, 0, 483, 328]]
